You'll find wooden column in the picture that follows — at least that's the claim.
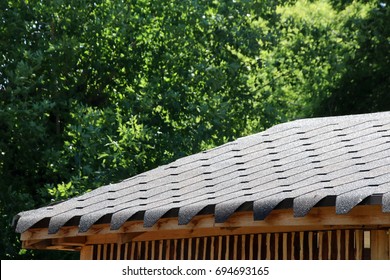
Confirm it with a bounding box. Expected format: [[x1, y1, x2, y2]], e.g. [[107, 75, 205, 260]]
[[80, 245, 93, 260], [370, 229, 390, 260]]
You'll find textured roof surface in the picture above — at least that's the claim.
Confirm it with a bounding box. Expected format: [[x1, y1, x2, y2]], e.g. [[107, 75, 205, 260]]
[[14, 112, 390, 234]]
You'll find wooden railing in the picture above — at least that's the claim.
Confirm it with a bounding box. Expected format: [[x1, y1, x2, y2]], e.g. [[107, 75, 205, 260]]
[[90, 229, 382, 260]]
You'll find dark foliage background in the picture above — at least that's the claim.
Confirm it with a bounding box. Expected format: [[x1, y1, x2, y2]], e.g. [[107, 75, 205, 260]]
[[1, 0, 388, 259]]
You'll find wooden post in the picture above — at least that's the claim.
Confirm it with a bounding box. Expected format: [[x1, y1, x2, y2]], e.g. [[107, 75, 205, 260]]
[[371, 229, 390, 260], [80, 245, 93, 260]]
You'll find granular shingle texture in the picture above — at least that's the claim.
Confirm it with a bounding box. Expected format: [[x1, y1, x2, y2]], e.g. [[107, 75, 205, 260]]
[[14, 112, 390, 234]]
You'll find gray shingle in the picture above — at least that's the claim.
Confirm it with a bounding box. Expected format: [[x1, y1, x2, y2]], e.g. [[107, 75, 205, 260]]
[[13, 112, 390, 234]]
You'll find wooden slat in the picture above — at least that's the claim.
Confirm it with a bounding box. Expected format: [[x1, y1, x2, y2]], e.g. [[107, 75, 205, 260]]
[[266, 233, 271, 260], [318, 231, 323, 260], [195, 238, 200, 260], [345, 230, 350, 260], [308, 232, 313, 260], [233, 235, 238, 260], [158, 240, 163, 260], [129, 242, 135, 260], [188, 238, 192, 259], [291, 232, 295, 260], [218, 236, 223, 260], [355, 230, 363, 260], [180, 239, 185, 260], [337, 230, 341, 260], [210, 236, 215, 260], [102, 244, 106, 260], [274, 233, 279, 260], [225, 235, 230, 260], [116, 244, 121, 260], [173, 239, 177, 260], [327, 231, 332, 260], [299, 232, 304, 260], [137, 242, 141, 260], [165, 239, 170, 260], [249, 234, 254, 260], [97, 244, 102, 260], [109, 244, 114, 260], [124, 243, 129, 260], [241, 235, 246, 260], [257, 234, 262, 259], [364, 230, 370, 249], [145, 241, 149, 260], [151, 240, 155, 260], [283, 233, 288, 260], [203, 237, 207, 260]]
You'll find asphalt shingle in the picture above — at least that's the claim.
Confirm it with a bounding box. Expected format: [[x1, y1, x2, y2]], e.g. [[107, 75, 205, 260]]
[[13, 112, 390, 234]]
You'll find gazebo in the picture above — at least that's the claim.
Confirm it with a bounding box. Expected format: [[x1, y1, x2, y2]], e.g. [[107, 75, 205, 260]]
[[13, 112, 390, 260]]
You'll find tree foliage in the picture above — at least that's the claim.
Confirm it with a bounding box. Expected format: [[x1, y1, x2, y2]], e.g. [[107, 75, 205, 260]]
[[1, 0, 388, 259]]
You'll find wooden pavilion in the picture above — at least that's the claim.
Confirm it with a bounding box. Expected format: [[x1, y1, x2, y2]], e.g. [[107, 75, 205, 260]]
[[13, 112, 390, 260]]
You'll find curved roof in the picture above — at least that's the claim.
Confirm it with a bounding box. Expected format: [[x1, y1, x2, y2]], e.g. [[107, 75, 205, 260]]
[[14, 112, 390, 234]]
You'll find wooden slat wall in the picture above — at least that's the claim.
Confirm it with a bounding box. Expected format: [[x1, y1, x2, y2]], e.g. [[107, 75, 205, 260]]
[[90, 229, 376, 260]]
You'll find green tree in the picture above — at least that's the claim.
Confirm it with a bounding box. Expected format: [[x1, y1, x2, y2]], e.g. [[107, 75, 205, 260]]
[[1, 0, 388, 259], [0, 0, 264, 259], [316, 1, 390, 116]]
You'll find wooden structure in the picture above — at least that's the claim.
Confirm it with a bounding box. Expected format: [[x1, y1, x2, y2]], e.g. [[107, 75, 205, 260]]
[[14, 112, 390, 259]]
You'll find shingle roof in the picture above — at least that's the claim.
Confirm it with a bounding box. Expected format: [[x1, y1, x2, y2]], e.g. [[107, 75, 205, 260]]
[[14, 112, 390, 234]]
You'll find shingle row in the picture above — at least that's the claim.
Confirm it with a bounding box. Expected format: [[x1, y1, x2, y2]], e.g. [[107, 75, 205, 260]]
[[14, 112, 390, 234]]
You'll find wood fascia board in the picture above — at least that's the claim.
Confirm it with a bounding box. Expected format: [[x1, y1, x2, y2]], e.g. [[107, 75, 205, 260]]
[[21, 205, 390, 248]]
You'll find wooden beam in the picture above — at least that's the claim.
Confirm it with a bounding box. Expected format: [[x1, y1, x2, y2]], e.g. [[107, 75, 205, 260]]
[[53, 236, 86, 247], [20, 205, 390, 250], [22, 239, 52, 250]]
